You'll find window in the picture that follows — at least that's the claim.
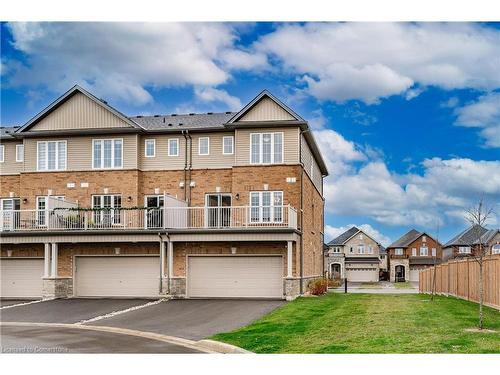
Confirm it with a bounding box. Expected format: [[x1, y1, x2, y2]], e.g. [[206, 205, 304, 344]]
[[199, 137, 209, 155], [412, 248, 417, 256], [420, 247, 429, 256], [1, 198, 20, 229], [250, 132, 284, 164], [0, 145, 3, 162], [422, 235, 427, 242], [250, 191, 283, 223], [37, 196, 64, 226], [223, 136, 234, 155], [37, 141, 66, 171], [16, 145, 24, 162], [432, 248, 437, 257], [368, 245, 373, 254], [168, 139, 179, 156], [395, 248, 403, 255], [93, 139, 122, 169], [492, 245, 500, 255], [92, 195, 122, 225], [358, 245, 365, 254], [350, 247, 354, 253], [331, 247, 341, 253], [459, 246, 471, 254], [144, 139, 155, 157]]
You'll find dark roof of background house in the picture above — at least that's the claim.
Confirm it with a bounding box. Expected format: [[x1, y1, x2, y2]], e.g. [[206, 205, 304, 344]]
[[474, 228, 500, 245], [387, 229, 422, 248], [327, 226, 360, 246], [131, 112, 236, 131], [379, 246, 387, 254], [0, 126, 20, 139], [444, 225, 488, 247]]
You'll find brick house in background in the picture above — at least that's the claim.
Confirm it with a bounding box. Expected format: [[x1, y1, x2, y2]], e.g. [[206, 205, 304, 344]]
[[325, 226, 382, 282], [0, 85, 328, 300], [386, 229, 442, 282], [443, 225, 500, 258]]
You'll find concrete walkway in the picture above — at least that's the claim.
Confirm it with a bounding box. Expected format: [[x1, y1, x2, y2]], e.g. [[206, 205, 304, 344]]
[[330, 281, 419, 294]]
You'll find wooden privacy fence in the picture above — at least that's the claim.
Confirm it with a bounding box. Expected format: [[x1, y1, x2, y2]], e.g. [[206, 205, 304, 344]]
[[419, 255, 500, 310]]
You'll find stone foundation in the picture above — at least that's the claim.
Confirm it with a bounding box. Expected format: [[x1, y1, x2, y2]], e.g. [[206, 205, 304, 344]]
[[42, 278, 73, 298], [285, 278, 300, 300], [169, 277, 187, 298]]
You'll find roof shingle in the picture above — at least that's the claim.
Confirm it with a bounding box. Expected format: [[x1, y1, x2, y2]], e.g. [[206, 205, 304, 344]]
[[327, 226, 360, 246], [387, 229, 422, 248]]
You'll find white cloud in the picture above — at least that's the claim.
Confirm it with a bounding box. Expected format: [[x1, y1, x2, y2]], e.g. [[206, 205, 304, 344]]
[[255, 23, 500, 104], [454, 92, 500, 148], [4, 22, 264, 106], [194, 87, 242, 111], [325, 224, 392, 247]]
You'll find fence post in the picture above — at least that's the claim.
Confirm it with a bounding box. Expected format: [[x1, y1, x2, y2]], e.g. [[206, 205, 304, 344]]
[[467, 258, 470, 301]]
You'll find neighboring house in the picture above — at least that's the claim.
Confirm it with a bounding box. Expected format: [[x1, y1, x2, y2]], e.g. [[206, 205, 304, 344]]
[[379, 246, 388, 271], [478, 229, 500, 255], [0, 85, 328, 300], [442, 225, 490, 259], [325, 226, 382, 282], [386, 229, 442, 282]]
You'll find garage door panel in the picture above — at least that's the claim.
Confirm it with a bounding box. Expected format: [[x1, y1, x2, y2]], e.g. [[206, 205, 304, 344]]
[[409, 268, 420, 282], [75, 257, 159, 297], [188, 256, 283, 299], [346, 268, 378, 282], [1, 259, 44, 298]]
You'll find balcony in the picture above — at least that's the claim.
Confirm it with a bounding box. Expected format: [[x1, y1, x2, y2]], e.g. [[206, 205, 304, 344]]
[[0, 205, 298, 233]]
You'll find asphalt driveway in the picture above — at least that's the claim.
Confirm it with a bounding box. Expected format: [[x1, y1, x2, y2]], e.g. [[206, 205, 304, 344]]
[[0, 298, 151, 324], [0, 299, 36, 307], [92, 299, 285, 340]]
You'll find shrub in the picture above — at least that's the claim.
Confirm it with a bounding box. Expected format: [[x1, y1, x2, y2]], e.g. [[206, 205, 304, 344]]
[[308, 278, 328, 295], [327, 279, 342, 288]]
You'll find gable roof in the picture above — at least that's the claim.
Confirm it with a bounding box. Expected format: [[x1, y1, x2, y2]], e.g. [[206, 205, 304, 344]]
[[327, 226, 360, 246], [132, 112, 235, 131], [473, 228, 499, 245], [227, 90, 304, 124], [444, 225, 488, 247], [387, 229, 422, 248], [16, 85, 143, 134], [0, 126, 21, 140]]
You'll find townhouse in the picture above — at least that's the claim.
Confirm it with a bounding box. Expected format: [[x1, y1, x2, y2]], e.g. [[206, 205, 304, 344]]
[[324, 226, 382, 282], [386, 229, 442, 282], [0, 86, 328, 300]]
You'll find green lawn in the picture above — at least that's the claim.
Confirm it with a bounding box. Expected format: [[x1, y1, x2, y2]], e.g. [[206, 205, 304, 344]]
[[212, 294, 500, 353]]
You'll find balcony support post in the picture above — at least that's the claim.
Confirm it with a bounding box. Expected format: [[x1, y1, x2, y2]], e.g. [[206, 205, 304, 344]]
[[160, 240, 166, 278], [287, 241, 293, 278], [50, 243, 58, 278], [44, 243, 51, 278], [168, 241, 174, 279]]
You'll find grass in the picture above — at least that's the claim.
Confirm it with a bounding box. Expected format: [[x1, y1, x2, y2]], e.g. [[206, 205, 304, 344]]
[[212, 294, 500, 353], [394, 282, 414, 289]]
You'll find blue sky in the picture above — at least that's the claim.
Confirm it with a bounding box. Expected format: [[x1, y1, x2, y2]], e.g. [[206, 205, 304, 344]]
[[1, 22, 499, 245]]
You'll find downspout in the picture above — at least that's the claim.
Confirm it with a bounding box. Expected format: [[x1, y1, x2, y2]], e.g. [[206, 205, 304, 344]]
[[187, 131, 193, 206], [158, 232, 170, 295], [182, 130, 188, 202], [299, 130, 306, 295]]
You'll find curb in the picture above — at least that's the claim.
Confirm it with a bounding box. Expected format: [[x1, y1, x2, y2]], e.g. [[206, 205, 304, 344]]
[[196, 339, 252, 354]]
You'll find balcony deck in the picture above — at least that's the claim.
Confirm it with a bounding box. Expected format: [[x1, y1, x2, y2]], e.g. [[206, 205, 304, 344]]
[[0, 206, 298, 233]]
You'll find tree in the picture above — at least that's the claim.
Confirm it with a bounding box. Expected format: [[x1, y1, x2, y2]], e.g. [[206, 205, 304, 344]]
[[464, 198, 493, 330]]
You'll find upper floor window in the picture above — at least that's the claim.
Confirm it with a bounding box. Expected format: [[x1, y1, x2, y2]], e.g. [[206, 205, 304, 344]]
[[358, 245, 365, 254], [368, 245, 373, 254], [16, 145, 24, 162], [168, 139, 179, 156], [459, 246, 471, 254], [250, 132, 283, 164], [92, 139, 122, 169], [422, 235, 427, 242], [412, 248, 417, 256], [420, 247, 429, 256], [223, 136, 234, 155], [0, 145, 4, 163], [145, 139, 155, 158], [199, 137, 210, 155], [37, 141, 67, 171], [331, 247, 341, 253], [432, 248, 437, 257], [492, 244, 500, 255], [250, 191, 283, 223], [395, 248, 403, 255]]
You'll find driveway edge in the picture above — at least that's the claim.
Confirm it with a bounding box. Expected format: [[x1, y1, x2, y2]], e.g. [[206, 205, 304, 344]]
[[196, 339, 252, 354]]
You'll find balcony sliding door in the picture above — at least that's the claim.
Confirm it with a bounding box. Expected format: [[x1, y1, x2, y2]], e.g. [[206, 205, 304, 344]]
[[205, 194, 231, 228]]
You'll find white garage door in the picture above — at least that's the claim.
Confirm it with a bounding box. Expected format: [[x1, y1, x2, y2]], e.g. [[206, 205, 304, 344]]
[[75, 256, 160, 297], [346, 268, 378, 282], [1, 258, 44, 298], [187, 256, 283, 299], [409, 268, 421, 282]]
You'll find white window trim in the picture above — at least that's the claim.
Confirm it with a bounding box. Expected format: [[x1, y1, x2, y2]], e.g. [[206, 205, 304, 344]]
[[395, 248, 403, 256], [249, 132, 285, 165], [222, 136, 234, 155], [0, 145, 4, 163], [198, 137, 210, 156], [432, 248, 437, 257], [168, 138, 179, 157], [358, 245, 365, 254], [144, 139, 156, 158], [412, 248, 417, 256], [420, 246, 429, 256], [459, 246, 471, 254], [16, 144, 24, 162], [92, 138, 124, 170], [36, 140, 67, 171], [249, 190, 284, 223], [492, 245, 500, 255]]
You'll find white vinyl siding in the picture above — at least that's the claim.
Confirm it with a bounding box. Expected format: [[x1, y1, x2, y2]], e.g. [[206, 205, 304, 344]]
[[37, 141, 67, 171], [168, 138, 179, 156], [250, 132, 284, 164], [0, 145, 4, 163], [92, 139, 123, 169], [250, 191, 283, 223], [16, 144, 24, 162], [144, 139, 155, 157], [198, 137, 209, 155], [223, 136, 234, 155]]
